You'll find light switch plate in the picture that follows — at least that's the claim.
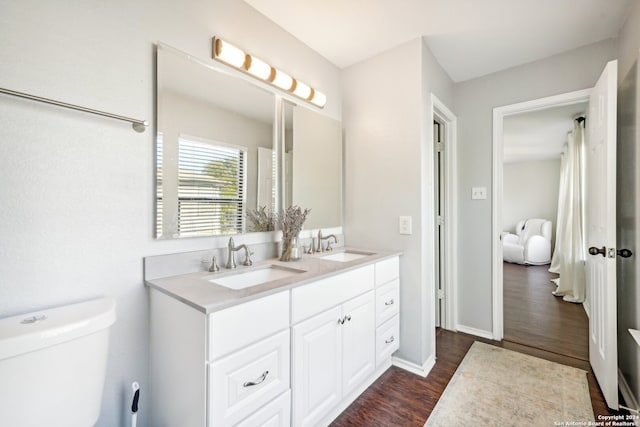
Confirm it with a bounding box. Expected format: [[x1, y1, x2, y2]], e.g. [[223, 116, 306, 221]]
[[399, 216, 412, 235], [471, 187, 487, 200]]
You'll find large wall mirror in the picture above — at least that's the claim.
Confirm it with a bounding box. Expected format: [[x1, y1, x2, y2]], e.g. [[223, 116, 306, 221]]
[[156, 45, 276, 239], [155, 44, 343, 240], [283, 101, 343, 230]]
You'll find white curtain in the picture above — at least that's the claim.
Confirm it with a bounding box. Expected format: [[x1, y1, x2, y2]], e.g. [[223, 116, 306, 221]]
[[549, 148, 567, 274], [550, 119, 586, 302]]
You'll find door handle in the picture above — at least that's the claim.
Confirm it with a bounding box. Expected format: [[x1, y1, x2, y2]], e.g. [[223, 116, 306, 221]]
[[588, 246, 606, 257], [618, 249, 633, 258]]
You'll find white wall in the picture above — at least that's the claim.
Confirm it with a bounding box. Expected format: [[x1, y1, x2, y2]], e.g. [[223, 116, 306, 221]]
[[342, 38, 454, 367], [0, 1, 341, 426], [503, 158, 561, 248], [617, 0, 640, 81], [453, 39, 616, 334], [616, 0, 640, 411]]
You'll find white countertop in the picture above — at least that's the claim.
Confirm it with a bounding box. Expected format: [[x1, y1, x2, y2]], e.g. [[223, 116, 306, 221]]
[[145, 248, 401, 314]]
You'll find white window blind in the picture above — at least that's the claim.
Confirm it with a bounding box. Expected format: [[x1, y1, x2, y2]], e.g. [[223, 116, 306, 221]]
[[156, 133, 163, 237], [178, 136, 246, 235]]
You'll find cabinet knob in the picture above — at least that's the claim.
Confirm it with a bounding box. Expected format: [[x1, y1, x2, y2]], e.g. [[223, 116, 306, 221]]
[[337, 315, 352, 325], [385, 336, 395, 344], [384, 299, 394, 306]]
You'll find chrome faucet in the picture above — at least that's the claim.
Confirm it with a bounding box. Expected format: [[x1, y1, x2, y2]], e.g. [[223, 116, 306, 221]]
[[226, 237, 253, 269], [316, 230, 338, 253]]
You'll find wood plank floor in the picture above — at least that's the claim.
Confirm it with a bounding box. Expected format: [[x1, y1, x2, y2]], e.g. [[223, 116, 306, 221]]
[[331, 263, 623, 426], [503, 262, 589, 360]]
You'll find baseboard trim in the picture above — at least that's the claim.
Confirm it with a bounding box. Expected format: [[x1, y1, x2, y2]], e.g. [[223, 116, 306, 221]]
[[619, 369, 640, 419], [583, 300, 590, 318], [456, 325, 494, 340], [392, 354, 436, 378]]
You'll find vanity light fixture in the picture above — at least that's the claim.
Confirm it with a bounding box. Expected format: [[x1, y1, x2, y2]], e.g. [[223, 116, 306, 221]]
[[212, 37, 327, 108]]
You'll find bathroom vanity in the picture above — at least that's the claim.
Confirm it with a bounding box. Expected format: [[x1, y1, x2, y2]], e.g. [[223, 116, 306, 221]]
[[147, 250, 400, 427]]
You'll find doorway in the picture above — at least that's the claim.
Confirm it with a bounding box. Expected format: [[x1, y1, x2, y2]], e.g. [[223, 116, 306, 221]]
[[491, 88, 592, 341], [500, 103, 589, 359], [431, 95, 457, 332], [434, 118, 445, 327]]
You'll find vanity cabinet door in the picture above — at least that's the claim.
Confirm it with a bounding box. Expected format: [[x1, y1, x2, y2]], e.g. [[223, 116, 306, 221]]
[[292, 306, 342, 427], [341, 291, 375, 397]]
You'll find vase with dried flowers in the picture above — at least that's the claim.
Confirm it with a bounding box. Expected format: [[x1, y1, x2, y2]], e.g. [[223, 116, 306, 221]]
[[278, 205, 310, 261]]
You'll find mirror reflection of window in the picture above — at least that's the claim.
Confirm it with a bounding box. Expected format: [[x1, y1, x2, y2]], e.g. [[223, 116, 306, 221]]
[[177, 135, 246, 236], [156, 45, 274, 239]]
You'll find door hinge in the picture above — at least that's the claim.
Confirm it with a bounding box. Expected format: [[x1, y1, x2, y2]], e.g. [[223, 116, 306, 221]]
[[437, 216, 445, 226], [438, 289, 445, 300], [436, 142, 444, 152]]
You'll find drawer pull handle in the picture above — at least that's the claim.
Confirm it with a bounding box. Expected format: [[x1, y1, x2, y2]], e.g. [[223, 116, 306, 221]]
[[385, 336, 395, 344], [243, 370, 269, 387], [384, 299, 394, 306], [345, 315, 352, 322]]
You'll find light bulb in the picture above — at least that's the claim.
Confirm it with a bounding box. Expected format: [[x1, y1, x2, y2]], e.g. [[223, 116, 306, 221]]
[[272, 69, 294, 91], [214, 38, 246, 69], [246, 55, 273, 80], [310, 90, 327, 108], [293, 80, 312, 100]]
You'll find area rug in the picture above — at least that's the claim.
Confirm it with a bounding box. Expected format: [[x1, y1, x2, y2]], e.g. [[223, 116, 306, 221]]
[[424, 341, 594, 426]]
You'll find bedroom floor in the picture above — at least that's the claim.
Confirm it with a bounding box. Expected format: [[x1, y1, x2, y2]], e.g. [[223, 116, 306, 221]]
[[503, 261, 589, 360]]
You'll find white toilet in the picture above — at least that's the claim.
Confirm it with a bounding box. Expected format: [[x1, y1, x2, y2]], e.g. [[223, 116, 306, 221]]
[[0, 297, 116, 427]]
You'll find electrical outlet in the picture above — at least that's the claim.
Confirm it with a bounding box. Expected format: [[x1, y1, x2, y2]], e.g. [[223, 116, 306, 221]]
[[471, 187, 487, 200], [399, 216, 412, 235]]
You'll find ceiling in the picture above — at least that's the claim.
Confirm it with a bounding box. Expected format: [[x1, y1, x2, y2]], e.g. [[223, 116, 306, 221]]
[[503, 102, 587, 164], [244, 0, 632, 82]]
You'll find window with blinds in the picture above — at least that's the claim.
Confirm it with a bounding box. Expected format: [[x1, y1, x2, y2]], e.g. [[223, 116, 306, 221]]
[[156, 133, 163, 237], [178, 136, 246, 236]]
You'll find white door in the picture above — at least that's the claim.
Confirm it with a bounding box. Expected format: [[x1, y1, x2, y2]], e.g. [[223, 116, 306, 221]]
[[292, 306, 342, 427], [341, 292, 375, 396], [586, 59, 618, 410]]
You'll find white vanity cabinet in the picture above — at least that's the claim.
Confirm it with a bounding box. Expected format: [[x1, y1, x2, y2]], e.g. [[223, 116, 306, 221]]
[[150, 289, 291, 427], [149, 254, 400, 427]]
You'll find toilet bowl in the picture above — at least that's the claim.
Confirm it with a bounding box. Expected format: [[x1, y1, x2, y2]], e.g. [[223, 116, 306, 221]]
[[0, 297, 116, 427]]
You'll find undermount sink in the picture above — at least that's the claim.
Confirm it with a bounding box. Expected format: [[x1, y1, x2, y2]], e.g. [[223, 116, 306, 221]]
[[209, 265, 306, 290], [319, 250, 375, 262]]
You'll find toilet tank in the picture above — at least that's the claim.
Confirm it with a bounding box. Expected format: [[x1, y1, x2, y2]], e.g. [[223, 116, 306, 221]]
[[0, 297, 116, 427]]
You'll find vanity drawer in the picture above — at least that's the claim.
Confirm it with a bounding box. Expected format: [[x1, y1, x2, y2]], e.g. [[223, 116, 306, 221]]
[[291, 265, 374, 324], [376, 315, 399, 367], [209, 330, 290, 427], [375, 257, 399, 287], [234, 390, 291, 427], [208, 291, 289, 360], [375, 279, 399, 326]]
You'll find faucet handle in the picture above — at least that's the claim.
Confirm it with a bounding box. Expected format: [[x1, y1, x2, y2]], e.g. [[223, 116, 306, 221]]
[[242, 247, 253, 266], [209, 256, 220, 272]]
